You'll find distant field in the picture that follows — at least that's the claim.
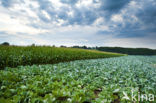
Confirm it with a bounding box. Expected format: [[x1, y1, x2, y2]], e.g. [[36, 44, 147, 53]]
[[0, 46, 124, 69], [0, 56, 156, 103]]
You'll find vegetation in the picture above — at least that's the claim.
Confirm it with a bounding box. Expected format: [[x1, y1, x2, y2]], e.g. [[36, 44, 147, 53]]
[[97, 47, 156, 55], [71, 46, 156, 55], [0, 42, 10, 46], [0, 56, 156, 103], [0, 46, 123, 70]]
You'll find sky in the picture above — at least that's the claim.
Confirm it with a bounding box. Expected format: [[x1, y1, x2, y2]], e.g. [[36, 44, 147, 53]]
[[0, 0, 156, 49]]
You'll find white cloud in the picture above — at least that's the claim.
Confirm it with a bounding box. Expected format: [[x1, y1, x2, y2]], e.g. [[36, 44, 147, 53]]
[[67, 10, 74, 17], [49, 0, 63, 10], [79, 0, 93, 6], [0, 10, 47, 35], [111, 14, 123, 22], [41, 10, 51, 20], [93, 17, 104, 25]]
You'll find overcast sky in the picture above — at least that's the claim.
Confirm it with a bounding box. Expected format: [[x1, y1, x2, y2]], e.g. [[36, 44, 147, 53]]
[[0, 0, 156, 48]]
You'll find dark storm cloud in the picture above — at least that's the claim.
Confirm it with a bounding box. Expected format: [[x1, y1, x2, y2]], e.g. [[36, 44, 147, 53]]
[[98, 0, 131, 20], [31, 0, 156, 39], [117, 29, 147, 38], [58, 0, 131, 25], [65, 7, 98, 25], [100, 0, 130, 12], [35, 0, 98, 25], [0, 0, 156, 40], [97, 0, 156, 38], [20, 0, 130, 26], [136, 1, 156, 29], [33, 0, 56, 23], [57, 6, 70, 20], [118, 0, 156, 38]]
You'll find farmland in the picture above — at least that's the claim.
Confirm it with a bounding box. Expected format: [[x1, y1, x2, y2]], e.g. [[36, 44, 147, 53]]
[[0, 56, 156, 103], [0, 46, 123, 70]]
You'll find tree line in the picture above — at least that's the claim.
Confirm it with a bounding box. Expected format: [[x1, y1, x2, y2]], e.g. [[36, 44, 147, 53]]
[[71, 46, 156, 55], [97, 47, 156, 55], [1, 42, 156, 55]]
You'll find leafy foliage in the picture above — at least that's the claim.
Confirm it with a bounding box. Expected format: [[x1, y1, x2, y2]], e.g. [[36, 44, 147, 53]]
[[0, 56, 156, 103], [0, 46, 123, 70], [0, 42, 10, 46]]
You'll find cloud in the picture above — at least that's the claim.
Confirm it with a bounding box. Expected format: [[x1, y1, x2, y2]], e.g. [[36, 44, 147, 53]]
[[100, 0, 130, 12], [60, 0, 78, 5], [116, 0, 156, 38], [0, 0, 156, 48], [0, 9, 47, 35], [0, 0, 18, 8], [136, 0, 156, 32]]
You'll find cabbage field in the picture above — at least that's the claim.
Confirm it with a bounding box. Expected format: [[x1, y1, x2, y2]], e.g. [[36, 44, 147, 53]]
[[0, 56, 156, 103]]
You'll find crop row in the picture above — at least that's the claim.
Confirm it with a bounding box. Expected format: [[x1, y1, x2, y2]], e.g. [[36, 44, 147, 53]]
[[0, 56, 156, 103], [0, 46, 123, 70]]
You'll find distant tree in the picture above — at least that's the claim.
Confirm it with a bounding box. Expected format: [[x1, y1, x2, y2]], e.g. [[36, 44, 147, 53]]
[[31, 43, 35, 46], [82, 46, 87, 49], [72, 46, 80, 48], [1, 42, 9, 46], [88, 47, 91, 49], [60, 45, 67, 48]]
